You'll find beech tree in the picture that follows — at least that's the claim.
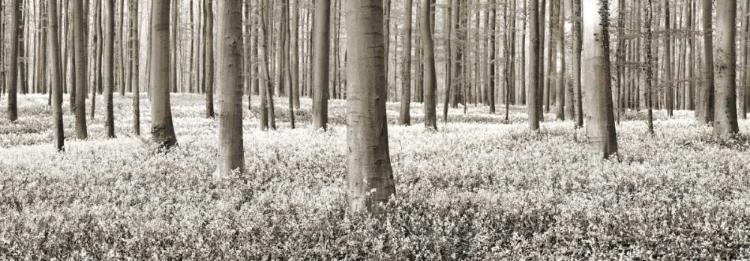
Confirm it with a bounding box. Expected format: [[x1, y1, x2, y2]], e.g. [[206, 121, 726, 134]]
[[422, 0, 437, 130], [400, 0, 413, 126], [582, 0, 618, 158], [7, 0, 20, 122], [73, 0, 88, 139], [104, 0, 116, 138], [204, 0, 215, 118], [312, 0, 331, 131], [215, 0, 245, 178], [527, 0, 541, 131], [343, 0, 396, 214], [700, 0, 714, 124], [150, 0, 178, 148], [48, 0, 64, 151], [713, 1, 739, 139]]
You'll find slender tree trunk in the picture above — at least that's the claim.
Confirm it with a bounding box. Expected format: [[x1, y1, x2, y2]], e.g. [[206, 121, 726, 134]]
[[713, 0, 739, 139], [131, 0, 140, 135], [573, 0, 583, 127], [442, 0, 452, 123], [7, 0, 20, 121], [283, 0, 296, 129], [528, 0, 541, 131], [488, 0, 496, 114], [343, 0, 396, 214], [582, 0, 618, 158], [555, 0, 566, 121], [665, 0, 674, 117], [49, 0, 64, 151], [150, 0, 178, 148], [312, 0, 331, 130], [104, 0, 116, 138], [204, 0, 215, 118], [646, 0, 654, 134], [400, 0, 413, 125], [215, 0, 245, 178], [564, 0, 575, 120], [292, 0, 300, 108]]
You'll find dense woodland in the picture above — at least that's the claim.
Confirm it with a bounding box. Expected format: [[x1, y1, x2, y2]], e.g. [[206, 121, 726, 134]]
[[1, 0, 750, 259]]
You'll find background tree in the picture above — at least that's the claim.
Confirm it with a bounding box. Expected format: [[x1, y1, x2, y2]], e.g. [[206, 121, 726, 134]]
[[204, 0, 215, 118], [343, 0, 396, 214], [582, 0, 618, 158], [131, 0, 140, 135], [713, 0, 739, 139], [555, 0, 566, 121], [700, 0, 714, 124], [312, 0, 331, 131], [400, 0, 413, 125], [150, 0, 177, 148]]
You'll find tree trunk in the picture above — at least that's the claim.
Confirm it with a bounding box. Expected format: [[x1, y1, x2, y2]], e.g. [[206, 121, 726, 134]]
[[665, 0, 674, 117], [555, 0, 566, 121], [700, 0, 715, 123], [488, 0, 496, 114], [204, 0, 215, 118], [713, 0, 739, 139], [573, 0, 583, 127], [582, 0, 618, 158], [7, 0, 20, 121], [312, 0, 331, 130], [73, 0, 88, 138], [104, 0, 116, 138], [400, 0, 413, 125], [646, 0, 654, 134], [283, 0, 296, 129], [422, 0, 437, 130], [131, 0, 140, 135], [150, 0, 178, 148], [528, 0, 541, 131], [215, 0, 245, 178], [343, 0, 396, 214], [49, 0, 64, 151], [564, 0, 575, 120], [442, 0, 452, 123]]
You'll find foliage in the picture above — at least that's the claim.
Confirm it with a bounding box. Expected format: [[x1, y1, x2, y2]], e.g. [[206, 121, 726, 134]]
[[1, 94, 749, 259]]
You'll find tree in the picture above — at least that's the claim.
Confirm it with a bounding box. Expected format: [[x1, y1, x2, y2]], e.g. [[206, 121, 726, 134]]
[[555, 0, 566, 121], [343, 0, 396, 214], [564, 0, 576, 120], [488, 0, 496, 114], [104, 0, 116, 138], [700, 0, 714, 124], [645, 0, 654, 134], [582, 0, 618, 158], [204, 0, 215, 118], [215, 0, 245, 179], [73, 0, 88, 139], [7, 0, 20, 122], [527, 0, 541, 131], [150, 0, 178, 148], [713, 0, 739, 139], [400, 0, 413, 125], [664, 0, 673, 117], [49, 0, 64, 151], [312, 0, 331, 130], [131, 0, 140, 135], [422, 0, 437, 130], [442, 0, 452, 123]]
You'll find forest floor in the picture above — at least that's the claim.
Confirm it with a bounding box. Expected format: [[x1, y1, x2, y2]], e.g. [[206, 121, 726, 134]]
[[1, 94, 749, 259]]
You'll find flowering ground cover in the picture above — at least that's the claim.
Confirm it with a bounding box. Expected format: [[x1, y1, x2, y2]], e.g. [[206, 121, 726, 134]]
[[1, 94, 749, 259]]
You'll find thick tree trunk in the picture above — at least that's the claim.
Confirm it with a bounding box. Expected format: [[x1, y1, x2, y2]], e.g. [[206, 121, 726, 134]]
[[73, 0, 88, 138], [343, 0, 396, 214], [7, 0, 20, 121], [700, 0, 715, 123], [422, 0, 437, 130], [150, 0, 178, 148], [104, 0, 116, 138], [49, 0, 64, 151], [528, 0, 541, 131], [713, 0, 739, 139], [582, 0, 618, 158], [400, 0, 413, 125], [312, 0, 331, 130], [215, 0, 245, 178]]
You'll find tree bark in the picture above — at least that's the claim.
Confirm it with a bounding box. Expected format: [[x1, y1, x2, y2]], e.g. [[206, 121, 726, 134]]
[[104, 0, 116, 138], [555, 0, 566, 120], [204, 0, 215, 118], [343, 0, 396, 214], [215, 0, 245, 178], [713, 0, 739, 139], [442, 0, 452, 123], [131, 0, 140, 135], [528, 0, 541, 131], [73, 0, 88, 138], [582, 0, 618, 158], [700, 0, 715, 123], [312, 0, 331, 130], [400, 0, 413, 125], [150, 0, 178, 148], [422, 0, 437, 130], [7, 0, 20, 121], [49, 0, 64, 151]]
